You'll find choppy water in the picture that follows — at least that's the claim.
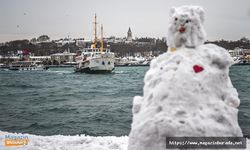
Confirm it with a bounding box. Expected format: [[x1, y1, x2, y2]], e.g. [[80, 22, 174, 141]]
[[0, 66, 249, 137]]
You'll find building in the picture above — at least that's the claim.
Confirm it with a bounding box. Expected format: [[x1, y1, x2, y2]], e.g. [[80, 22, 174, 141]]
[[55, 38, 75, 47], [30, 56, 51, 62], [50, 50, 76, 65], [76, 39, 89, 48], [126, 27, 133, 42], [0, 56, 19, 64]]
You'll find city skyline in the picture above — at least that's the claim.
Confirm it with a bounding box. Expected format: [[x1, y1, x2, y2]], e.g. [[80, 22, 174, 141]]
[[0, 0, 250, 43]]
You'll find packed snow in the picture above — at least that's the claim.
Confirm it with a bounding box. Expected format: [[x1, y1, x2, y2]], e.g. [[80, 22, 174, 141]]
[[0, 130, 249, 150], [1, 130, 250, 150], [0, 131, 128, 150], [128, 44, 243, 150], [128, 5, 245, 150], [167, 5, 206, 49]]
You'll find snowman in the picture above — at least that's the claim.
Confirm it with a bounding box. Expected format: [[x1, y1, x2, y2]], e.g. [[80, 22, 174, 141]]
[[128, 5, 243, 150]]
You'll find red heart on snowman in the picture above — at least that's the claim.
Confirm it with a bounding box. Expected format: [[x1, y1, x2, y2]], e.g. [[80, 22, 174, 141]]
[[193, 65, 204, 73]]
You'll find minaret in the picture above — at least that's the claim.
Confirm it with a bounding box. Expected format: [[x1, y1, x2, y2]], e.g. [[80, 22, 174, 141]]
[[127, 27, 132, 42]]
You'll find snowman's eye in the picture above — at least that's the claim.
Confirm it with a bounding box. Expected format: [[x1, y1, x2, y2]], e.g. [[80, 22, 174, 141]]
[[186, 19, 191, 23], [175, 18, 178, 21]]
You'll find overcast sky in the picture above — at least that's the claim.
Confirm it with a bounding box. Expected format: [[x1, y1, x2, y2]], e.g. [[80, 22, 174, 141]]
[[0, 0, 250, 42]]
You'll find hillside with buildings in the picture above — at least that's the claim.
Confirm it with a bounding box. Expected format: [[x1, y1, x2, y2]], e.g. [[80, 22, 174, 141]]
[[0, 28, 250, 65]]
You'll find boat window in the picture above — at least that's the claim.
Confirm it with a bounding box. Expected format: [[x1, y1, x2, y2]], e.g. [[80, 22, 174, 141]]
[[84, 54, 91, 57]]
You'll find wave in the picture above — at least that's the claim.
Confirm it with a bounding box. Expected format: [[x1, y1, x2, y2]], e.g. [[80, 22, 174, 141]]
[[3, 84, 39, 89], [46, 107, 78, 113], [29, 122, 48, 129], [113, 71, 130, 74], [47, 70, 73, 75]]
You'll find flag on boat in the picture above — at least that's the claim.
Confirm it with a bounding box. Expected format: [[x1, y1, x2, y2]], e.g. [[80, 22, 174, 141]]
[[17, 49, 30, 55], [17, 50, 23, 55], [22, 49, 30, 55]]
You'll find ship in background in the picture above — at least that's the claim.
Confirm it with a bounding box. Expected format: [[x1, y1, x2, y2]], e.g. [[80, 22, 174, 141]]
[[229, 48, 250, 65], [8, 49, 49, 71], [74, 14, 115, 73], [9, 61, 48, 71]]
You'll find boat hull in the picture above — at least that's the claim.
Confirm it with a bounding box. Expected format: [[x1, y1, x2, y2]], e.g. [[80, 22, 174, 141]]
[[9, 66, 49, 71], [74, 67, 114, 74], [75, 55, 115, 74]]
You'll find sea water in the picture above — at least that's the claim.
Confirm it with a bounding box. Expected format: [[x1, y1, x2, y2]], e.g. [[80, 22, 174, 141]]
[[0, 66, 249, 137]]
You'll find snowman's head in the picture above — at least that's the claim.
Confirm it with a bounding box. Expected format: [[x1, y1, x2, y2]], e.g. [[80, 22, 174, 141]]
[[167, 6, 206, 49]]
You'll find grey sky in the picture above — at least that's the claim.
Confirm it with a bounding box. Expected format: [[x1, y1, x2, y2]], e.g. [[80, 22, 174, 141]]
[[0, 0, 249, 42]]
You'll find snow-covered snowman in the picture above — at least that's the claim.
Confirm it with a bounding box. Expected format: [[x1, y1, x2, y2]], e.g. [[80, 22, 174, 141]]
[[128, 5, 243, 150]]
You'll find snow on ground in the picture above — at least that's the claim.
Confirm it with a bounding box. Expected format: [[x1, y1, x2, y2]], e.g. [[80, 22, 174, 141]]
[[0, 131, 128, 150], [1, 130, 250, 150], [0, 130, 250, 149]]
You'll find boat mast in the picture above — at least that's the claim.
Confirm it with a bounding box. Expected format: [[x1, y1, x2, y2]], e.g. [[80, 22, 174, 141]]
[[100, 24, 104, 52], [93, 13, 97, 48]]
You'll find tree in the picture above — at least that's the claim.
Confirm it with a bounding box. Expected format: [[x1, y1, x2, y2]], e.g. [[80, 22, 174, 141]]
[[239, 37, 249, 43], [30, 38, 37, 44], [37, 35, 50, 42]]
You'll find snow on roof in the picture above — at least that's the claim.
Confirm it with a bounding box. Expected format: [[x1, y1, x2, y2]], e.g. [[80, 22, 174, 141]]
[[30, 56, 51, 59], [51, 52, 76, 56]]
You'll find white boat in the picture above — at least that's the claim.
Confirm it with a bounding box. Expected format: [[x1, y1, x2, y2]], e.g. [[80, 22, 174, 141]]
[[229, 48, 244, 64], [74, 14, 115, 73], [74, 48, 115, 73], [9, 61, 49, 71]]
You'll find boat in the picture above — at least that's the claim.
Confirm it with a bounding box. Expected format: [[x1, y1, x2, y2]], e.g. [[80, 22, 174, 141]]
[[0, 63, 9, 69], [74, 48, 115, 73], [229, 48, 250, 65], [9, 61, 49, 71], [115, 56, 151, 67], [74, 14, 115, 73]]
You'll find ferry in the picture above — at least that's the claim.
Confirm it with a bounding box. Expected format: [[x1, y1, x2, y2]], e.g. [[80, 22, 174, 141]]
[[9, 61, 49, 71], [74, 14, 115, 73]]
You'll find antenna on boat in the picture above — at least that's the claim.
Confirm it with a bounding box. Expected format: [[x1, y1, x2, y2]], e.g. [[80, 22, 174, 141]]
[[100, 24, 104, 52]]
